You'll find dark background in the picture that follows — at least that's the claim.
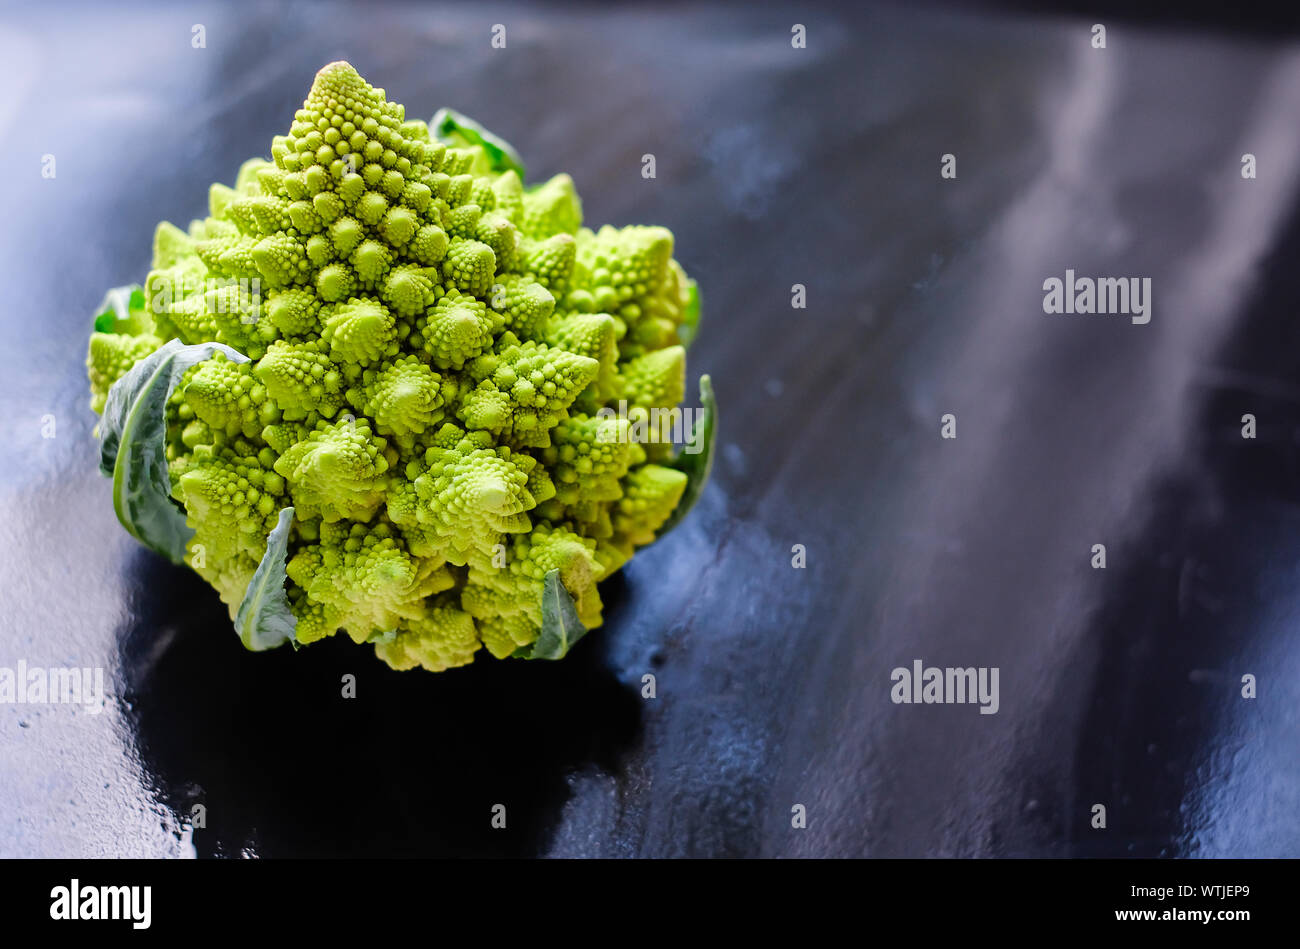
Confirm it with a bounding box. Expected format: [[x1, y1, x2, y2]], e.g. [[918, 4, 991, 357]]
[[3, 0, 1299, 857]]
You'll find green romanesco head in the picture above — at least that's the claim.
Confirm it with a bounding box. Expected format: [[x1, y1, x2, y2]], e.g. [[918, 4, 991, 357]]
[[86, 61, 706, 672]]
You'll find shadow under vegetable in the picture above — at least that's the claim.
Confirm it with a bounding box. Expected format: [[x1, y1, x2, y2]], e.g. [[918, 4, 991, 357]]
[[116, 551, 641, 858]]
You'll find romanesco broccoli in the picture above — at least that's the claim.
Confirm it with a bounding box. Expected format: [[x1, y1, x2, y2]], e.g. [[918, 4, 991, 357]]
[[87, 62, 713, 672]]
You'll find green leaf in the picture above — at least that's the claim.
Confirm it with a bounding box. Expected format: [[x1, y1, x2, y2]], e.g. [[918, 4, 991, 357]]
[[430, 107, 527, 180], [234, 506, 298, 651], [93, 283, 148, 334], [98, 339, 250, 564], [657, 373, 717, 538], [518, 569, 588, 660], [678, 280, 701, 348]]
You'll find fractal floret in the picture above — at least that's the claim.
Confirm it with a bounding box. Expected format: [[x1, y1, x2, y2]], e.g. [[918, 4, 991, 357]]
[[86, 62, 715, 672]]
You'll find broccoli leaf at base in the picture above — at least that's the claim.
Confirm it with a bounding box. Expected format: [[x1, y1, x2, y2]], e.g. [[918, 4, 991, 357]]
[[515, 568, 588, 661], [656, 373, 716, 538], [98, 339, 251, 565], [235, 506, 299, 651]]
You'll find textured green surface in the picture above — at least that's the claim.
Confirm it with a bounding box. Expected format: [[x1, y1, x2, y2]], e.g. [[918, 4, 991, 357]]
[[87, 62, 712, 670]]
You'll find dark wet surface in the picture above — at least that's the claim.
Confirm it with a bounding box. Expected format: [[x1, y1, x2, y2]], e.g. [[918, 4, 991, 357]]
[[2, 2, 1298, 857]]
